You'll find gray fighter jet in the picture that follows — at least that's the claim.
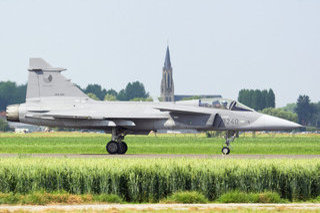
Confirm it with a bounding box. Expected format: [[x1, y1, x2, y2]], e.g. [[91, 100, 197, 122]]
[[6, 58, 302, 155]]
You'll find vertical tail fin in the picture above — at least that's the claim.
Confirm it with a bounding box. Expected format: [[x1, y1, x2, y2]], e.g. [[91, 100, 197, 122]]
[[26, 58, 87, 100]]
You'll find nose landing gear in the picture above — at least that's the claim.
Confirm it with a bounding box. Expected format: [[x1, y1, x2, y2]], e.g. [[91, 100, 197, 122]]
[[106, 128, 128, 155], [222, 131, 237, 155]]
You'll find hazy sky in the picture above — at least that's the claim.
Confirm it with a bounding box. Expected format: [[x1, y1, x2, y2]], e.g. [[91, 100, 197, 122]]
[[0, 0, 319, 107]]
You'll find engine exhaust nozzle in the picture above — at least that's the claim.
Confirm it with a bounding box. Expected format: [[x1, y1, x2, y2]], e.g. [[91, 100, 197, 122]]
[[6, 104, 20, 122]]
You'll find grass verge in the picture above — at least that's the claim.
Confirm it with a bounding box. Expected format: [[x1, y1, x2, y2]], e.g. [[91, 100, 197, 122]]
[[2, 190, 320, 205], [161, 191, 208, 204], [0, 191, 287, 205], [0, 191, 123, 205], [217, 191, 287, 203]]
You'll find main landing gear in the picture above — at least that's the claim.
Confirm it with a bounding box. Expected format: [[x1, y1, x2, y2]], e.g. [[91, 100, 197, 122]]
[[106, 128, 128, 154], [221, 131, 237, 155]]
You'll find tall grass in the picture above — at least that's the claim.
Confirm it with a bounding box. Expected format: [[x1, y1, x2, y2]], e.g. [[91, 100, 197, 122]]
[[0, 158, 319, 202]]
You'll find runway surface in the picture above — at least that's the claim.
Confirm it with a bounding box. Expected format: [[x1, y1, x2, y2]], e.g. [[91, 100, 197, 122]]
[[1, 203, 320, 212], [1, 153, 320, 158]]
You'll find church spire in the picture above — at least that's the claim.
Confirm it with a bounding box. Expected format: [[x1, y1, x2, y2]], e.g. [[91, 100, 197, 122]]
[[161, 45, 174, 102], [164, 46, 171, 70]]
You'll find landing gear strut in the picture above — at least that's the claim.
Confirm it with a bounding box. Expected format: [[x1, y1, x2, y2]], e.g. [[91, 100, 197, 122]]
[[222, 131, 237, 155], [106, 128, 128, 154]]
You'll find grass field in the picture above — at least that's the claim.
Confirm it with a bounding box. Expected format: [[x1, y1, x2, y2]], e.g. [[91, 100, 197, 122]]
[[0, 132, 320, 207], [1, 158, 320, 202], [0, 132, 319, 154]]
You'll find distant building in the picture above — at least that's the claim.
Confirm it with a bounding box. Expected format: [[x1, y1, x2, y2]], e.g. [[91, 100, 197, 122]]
[[160, 46, 221, 102], [8, 122, 44, 133], [160, 46, 174, 102], [1, 111, 42, 133]]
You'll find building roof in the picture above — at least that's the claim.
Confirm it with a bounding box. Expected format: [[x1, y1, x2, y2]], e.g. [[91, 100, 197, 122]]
[[174, 95, 222, 101], [164, 46, 171, 70]]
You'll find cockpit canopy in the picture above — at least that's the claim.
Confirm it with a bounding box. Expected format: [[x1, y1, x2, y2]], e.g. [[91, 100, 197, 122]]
[[198, 98, 254, 112]]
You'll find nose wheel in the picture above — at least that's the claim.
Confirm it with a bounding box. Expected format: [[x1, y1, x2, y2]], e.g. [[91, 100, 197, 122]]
[[221, 131, 237, 155], [222, 146, 230, 155]]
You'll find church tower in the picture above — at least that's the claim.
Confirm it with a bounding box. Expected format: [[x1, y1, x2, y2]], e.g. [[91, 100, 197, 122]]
[[161, 46, 174, 102]]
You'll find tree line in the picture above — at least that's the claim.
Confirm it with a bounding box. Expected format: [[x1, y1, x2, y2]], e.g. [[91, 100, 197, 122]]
[[0, 82, 27, 112], [237, 88, 297, 123], [261, 108, 298, 123], [238, 89, 320, 128], [1, 81, 319, 130], [79, 81, 151, 102], [261, 95, 320, 128], [238, 89, 275, 111], [294, 95, 320, 127], [0, 81, 151, 112]]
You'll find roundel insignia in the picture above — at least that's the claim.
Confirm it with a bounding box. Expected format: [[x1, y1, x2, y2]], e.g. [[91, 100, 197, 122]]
[[43, 74, 53, 83]]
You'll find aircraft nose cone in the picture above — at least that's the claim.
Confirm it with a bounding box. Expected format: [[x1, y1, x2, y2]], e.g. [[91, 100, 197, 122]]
[[252, 114, 302, 131]]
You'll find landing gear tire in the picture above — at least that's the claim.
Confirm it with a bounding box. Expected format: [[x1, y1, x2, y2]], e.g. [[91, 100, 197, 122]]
[[222, 147, 230, 155], [107, 128, 128, 155], [106, 141, 119, 154], [118, 142, 128, 154]]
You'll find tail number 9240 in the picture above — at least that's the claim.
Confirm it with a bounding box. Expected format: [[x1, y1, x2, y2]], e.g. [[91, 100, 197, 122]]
[[223, 118, 239, 126]]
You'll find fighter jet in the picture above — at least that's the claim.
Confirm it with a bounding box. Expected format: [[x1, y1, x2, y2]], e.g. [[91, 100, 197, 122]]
[[6, 58, 302, 155]]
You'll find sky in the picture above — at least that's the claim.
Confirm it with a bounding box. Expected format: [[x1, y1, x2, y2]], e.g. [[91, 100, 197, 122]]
[[0, 0, 319, 107]]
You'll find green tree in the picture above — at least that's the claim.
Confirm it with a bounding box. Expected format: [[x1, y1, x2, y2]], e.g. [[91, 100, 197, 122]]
[[238, 89, 245, 104], [238, 89, 251, 107], [282, 103, 296, 113], [254, 90, 264, 110], [0, 81, 26, 111], [311, 102, 320, 127], [104, 94, 117, 101], [84, 84, 107, 100], [87, 93, 99, 100], [0, 119, 11, 132], [238, 88, 275, 111], [267, 89, 275, 108], [261, 108, 298, 123], [248, 90, 254, 108], [116, 89, 127, 101], [261, 89, 268, 109], [106, 89, 118, 97], [116, 81, 149, 101], [125, 81, 148, 100], [295, 95, 313, 126], [282, 100, 320, 127]]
